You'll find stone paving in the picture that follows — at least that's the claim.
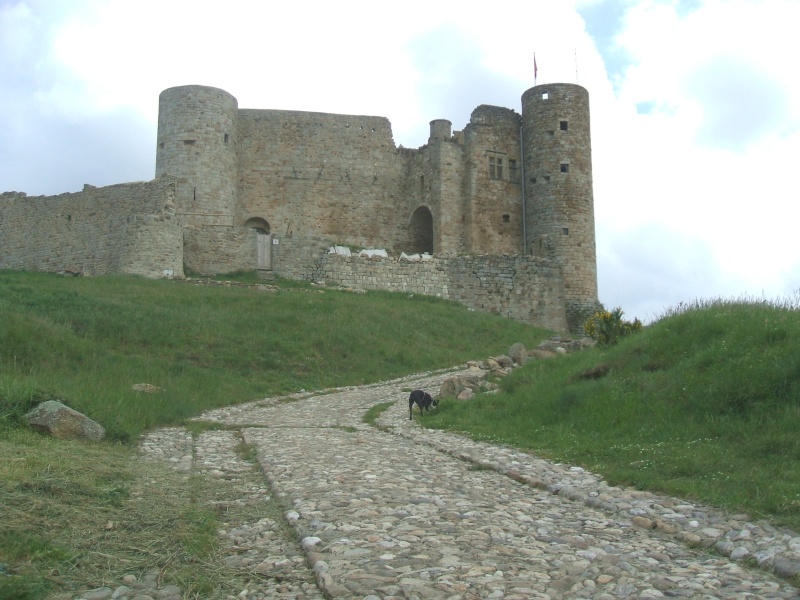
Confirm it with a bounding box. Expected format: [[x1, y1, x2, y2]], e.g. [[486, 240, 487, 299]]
[[80, 368, 800, 599]]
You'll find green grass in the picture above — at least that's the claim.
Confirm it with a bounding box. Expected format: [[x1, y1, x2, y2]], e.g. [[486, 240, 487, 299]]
[[0, 270, 550, 599], [425, 296, 800, 531], [0, 270, 549, 442], [5, 271, 800, 596]]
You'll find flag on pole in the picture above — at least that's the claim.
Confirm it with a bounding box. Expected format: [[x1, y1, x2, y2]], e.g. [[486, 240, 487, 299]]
[[534, 53, 538, 84]]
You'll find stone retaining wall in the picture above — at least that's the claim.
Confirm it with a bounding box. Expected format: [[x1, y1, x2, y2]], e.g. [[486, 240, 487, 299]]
[[272, 235, 567, 330]]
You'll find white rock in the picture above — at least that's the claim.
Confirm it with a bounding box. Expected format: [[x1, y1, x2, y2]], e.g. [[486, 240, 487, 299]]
[[301, 536, 322, 550]]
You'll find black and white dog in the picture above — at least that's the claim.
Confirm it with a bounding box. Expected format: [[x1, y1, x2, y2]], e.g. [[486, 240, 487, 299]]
[[408, 389, 438, 420]]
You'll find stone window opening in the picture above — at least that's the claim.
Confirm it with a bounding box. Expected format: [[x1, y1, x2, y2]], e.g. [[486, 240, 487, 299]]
[[508, 159, 519, 183], [560, 121, 568, 131], [502, 214, 510, 223], [543, 175, 551, 182], [542, 92, 549, 100], [224, 133, 229, 143], [562, 227, 569, 235], [560, 163, 569, 173], [489, 155, 504, 180]]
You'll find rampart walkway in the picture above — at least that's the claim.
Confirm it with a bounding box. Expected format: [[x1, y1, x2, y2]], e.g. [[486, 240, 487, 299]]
[[135, 369, 800, 600]]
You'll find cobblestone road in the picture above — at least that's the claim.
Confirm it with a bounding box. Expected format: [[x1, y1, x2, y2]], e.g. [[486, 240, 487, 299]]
[[129, 368, 800, 600]]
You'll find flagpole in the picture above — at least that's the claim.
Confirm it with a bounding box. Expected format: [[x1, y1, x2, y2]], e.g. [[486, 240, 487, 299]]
[[534, 52, 538, 86]]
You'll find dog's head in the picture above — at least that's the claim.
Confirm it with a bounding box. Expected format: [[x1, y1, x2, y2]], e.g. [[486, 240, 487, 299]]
[[431, 396, 439, 408]]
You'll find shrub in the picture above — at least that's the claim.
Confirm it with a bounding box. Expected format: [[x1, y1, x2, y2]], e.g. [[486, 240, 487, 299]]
[[584, 307, 642, 346]]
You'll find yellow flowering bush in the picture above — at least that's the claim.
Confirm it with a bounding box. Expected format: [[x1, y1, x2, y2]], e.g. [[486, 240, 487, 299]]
[[584, 307, 642, 346]]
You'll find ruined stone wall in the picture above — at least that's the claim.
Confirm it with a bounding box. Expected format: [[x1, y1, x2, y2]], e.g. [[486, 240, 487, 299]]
[[235, 110, 412, 251], [268, 235, 568, 331], [270, 235, 331, 281], [320, 254, 566, 330], [0, 178, 183, 278]]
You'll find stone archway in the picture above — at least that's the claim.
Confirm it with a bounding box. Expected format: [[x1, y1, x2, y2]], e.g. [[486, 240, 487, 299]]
[[244, 217, 272, 270], [243, 217, 270, 234], [409, 206, 433, 254]]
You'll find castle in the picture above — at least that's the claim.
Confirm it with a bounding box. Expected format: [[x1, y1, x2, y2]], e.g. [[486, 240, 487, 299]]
[[0, 83, 598, 332]]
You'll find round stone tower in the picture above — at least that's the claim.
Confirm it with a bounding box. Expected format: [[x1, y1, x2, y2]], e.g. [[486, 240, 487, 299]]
[[155, 85, 239, 225], [521, 83, 598, 331], [428, 119, 452, 144]]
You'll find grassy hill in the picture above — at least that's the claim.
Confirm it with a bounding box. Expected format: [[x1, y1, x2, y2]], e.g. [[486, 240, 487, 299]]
[[428, 295, 800, 532], [0, 270, 551, 441], [2, 271, 800, 598]]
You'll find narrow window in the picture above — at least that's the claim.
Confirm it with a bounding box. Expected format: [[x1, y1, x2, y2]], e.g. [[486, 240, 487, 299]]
[[563, 227, 569, 235], [183, 139, 195, 145], [502, 214, 510, 223], [159, 142, 164, 149], [560, 163, 569, 173], [542, 92, 549, 100], [508, 159, 518, 183], [224, 133, 229, 143], [560, 121, 568, 131]]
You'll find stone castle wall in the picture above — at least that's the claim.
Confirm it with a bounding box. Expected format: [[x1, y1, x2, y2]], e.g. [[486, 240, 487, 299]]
[[0, 178, 183, 278], [235, 110, 415, 251], [271, 235, 567, 330], [0, 83, 598, 333]]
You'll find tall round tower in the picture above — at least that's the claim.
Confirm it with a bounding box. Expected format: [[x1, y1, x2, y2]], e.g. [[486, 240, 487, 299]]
[[521, 83, 598, 331], [155, 85, 239, 225]]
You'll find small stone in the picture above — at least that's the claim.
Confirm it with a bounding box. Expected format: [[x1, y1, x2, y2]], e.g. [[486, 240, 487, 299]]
[[730, 547, 750, 560], [301, 536, 322, 550]]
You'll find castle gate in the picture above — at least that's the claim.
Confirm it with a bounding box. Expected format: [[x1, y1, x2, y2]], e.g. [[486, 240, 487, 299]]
[[409, 207, 433, 254]]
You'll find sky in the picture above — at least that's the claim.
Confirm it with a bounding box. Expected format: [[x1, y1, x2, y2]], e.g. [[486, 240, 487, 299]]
[[2, 0, 799, 323]]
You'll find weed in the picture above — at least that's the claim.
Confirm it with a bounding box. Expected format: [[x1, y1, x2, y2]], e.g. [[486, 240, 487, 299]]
[[362, 402, 395, 427]]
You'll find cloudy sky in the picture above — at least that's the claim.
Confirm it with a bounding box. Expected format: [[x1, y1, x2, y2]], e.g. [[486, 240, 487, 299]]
[[2, 0, 799, 322]]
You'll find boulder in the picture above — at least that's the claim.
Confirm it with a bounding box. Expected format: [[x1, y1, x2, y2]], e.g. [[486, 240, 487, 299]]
[[441, 373, 486, 398], [440, 377, 465, 398], [508, 343, 528, 365], [26, 400, 105, 441], [457, 388, 475, 401], [493, 355, 514, 369]]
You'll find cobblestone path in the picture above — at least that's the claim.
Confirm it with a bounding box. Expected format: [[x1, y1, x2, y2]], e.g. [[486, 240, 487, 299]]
[[130, 368, 800, 600]]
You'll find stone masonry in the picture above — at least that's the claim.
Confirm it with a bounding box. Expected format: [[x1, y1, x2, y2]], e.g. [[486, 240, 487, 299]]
[[0, 83, 599, 331]]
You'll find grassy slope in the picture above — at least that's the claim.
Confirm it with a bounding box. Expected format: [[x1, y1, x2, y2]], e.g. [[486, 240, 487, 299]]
[[426, 298, 800, 531], [0, 271, 552, 599], [3, 272, 800, 596], [0, 271, 550, 441]]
